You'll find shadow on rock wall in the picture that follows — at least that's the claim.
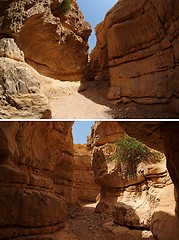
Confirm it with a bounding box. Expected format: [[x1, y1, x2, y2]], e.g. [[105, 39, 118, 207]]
[[151, 211, 179, 240]]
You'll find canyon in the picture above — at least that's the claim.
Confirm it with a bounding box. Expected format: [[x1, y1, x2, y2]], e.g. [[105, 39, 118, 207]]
[[0, 121, 179, 240], [0, 0, 179, 118]]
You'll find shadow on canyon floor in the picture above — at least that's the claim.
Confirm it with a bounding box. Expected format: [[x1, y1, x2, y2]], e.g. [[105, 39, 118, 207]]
[[79, 80, 118, 118], [57, 202, 155, 240], [40, 76, 179, 119], [80, 81, 179, 119]]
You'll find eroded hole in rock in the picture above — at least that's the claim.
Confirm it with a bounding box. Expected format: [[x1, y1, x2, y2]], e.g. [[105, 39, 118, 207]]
[[0, 121, 179, 240]]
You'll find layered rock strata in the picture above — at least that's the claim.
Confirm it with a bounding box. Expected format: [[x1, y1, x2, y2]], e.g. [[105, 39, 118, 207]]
[[91, 137, 170, 230], [0, 121, 73, 239], [89, 0, 179, 114], [116, 121, 179, 240], [89, 121, 179, 240], [73, 144, 100, 203], [119, 122, 179, 197], [0, 0, 91, 81], [87, 121, 126, 147]]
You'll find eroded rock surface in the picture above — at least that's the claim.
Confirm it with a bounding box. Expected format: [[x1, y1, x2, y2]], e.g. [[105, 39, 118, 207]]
[[89, 0, 179, 115], [0, 122, 73, 239], [87, 121, 126, 147], [73, 144, 100, 202], [0, 0, 91, 81], [88, 121, 179, 240], [0, 121, 179, 240], [0, 38, 51, 119], [90, 125, 170, 230], [151, 184, 179, 240], [119, 121, 179, 240]]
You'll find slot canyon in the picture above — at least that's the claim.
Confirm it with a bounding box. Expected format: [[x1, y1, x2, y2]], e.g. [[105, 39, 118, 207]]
[[0, 121, 179, 240], [0, 0, 179, 119]]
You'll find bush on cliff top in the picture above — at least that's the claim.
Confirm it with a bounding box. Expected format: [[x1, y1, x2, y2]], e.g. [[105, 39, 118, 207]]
[[61, 0, 71, 14]]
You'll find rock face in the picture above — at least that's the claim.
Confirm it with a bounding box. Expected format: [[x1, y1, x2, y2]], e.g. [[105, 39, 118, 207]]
[[87, 121, 126, 147], [89, 121, 179, 240], [90, 123, 170, 230], [0, 38, 51, 119], [112, 178, 172, 230], [73, 144, 100, 202], [151, 184, 179, 240], [0, 122, 74, 239], [119, 122, 179, 196], [89, 0, 179, 115], [0, 0, 91, 81], [118, 122, 179, 240]]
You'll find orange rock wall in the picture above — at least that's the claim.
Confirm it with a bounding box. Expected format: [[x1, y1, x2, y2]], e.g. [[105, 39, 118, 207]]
[[0, 0, 91, 81], [0, 122, 73, 239], [73, 144, 100, 202], [89, 0, 179, 114], [119, 121, 179, 240]]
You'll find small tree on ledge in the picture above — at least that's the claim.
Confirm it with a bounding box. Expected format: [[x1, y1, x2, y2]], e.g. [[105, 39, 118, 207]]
[[108, 135, 162, 180], [61, 0, 71, 14]]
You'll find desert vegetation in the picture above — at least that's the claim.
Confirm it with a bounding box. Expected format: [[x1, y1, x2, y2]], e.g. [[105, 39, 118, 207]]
[[108, 135, 163, 179], [61, 0, 71, 14]]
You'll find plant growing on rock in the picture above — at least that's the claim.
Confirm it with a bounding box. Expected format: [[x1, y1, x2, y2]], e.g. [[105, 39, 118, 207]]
[[108, 135, 162, 180], [61, 0, 71, 14]]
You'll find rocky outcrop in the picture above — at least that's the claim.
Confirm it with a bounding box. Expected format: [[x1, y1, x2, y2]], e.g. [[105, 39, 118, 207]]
[[87, 121, 126, 147], [0, 38, 51, 119], [0, 0, 91, 81], [118, 121, 179, 240], [0, 121, 74, 239], [119, 122, 179, 196], [89, 0, 179, 115], [73, 144, 100, 202], [89, 123, 169, 226], [92, 143, 170, 230], [88, 121, 179, 240]]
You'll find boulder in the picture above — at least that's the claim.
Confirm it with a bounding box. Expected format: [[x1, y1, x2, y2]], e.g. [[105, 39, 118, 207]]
[[0, 38, 51, 119]]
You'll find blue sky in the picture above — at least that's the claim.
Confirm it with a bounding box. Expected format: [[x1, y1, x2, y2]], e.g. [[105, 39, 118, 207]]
[[72, 121, 95, 144], [77, 0, 118, 51]]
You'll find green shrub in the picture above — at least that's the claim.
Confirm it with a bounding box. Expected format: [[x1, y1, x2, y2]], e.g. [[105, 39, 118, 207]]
[[61, 0, 71, 14], [108, 135, 162, 180]]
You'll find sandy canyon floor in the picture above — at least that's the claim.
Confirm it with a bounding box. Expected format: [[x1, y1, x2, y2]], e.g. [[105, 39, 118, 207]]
[[40, 76, 176, 119], [41, 78, 115, 119], [54, 203, 155, 240]]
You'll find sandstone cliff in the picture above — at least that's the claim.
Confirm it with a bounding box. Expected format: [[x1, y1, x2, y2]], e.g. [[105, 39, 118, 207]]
[[73, 144, 100, 203], [0, 121, 74, 239], [89, 0, 179, 115], [0, 0, 91, 81], [87, 121, 126, 147], [115, 122, 179, 240], [1, 121, 179, 240], [0, 122, 105, 239], [88, 121, 179, 240]]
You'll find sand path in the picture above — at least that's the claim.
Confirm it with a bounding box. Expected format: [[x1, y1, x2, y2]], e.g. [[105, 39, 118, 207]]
[[41, 78, 116, 119]]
